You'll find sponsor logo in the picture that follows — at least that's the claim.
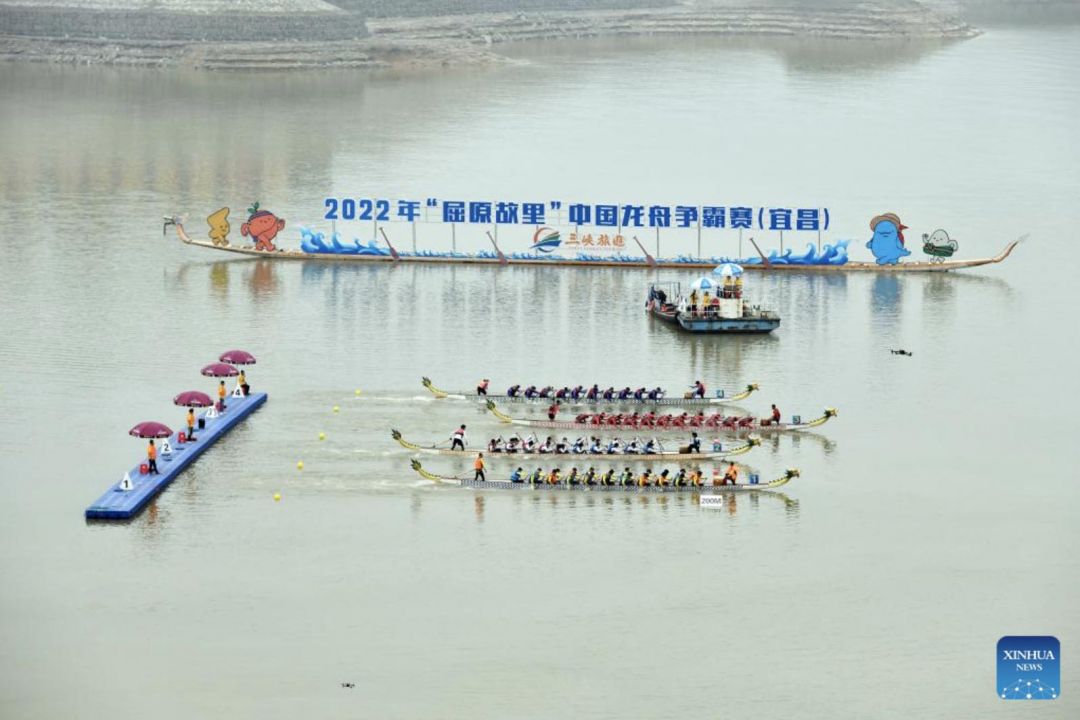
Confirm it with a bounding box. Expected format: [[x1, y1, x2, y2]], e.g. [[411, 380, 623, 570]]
[[528, 227, 561, 253], [997, 636, 1059, 700]]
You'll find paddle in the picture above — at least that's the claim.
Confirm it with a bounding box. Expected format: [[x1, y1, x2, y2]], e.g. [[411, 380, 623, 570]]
[[378, 227, 401, 261], [486, 230, 508, 265], [748, 236, 771, 269], [632, 235, 657, 266]]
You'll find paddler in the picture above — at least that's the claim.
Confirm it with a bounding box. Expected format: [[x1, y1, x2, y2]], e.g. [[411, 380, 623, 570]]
[[619, 467, 634, 486], [691, 380, 705, 399], [691, 469, 704, 487], [586, 384, 599, 401], [507, 384, 521, 398], [600, 468, 616, 486], [450, 424, 467, 451], [656, 469, 671, 487], [555, 437, 570, 454], [217, 380, 227, 411], [523, 435, 538, 452], [510, 467, 524, 483], [566, 467, 580, 485], [582, 467, 597, 486], [588, 437, 603, 454], [547, 401, 561, 421], [528, 468, 543, 485], [673, 468, 688, 486], [637, 469, 653, 487], [185, 407, 197, 442], [546, 468, 561, 485], [571, 437, 586, 454], [477, 378, 489, 396], [146, 439, 159, 475], [722, 462, 739, 485], [473, 453, 486, 482]]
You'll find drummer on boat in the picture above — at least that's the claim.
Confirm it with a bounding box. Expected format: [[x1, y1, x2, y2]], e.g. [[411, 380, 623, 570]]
[[691, 380, 706, 399], [761, 404, 782, 426], [477, 379, 489, 396]]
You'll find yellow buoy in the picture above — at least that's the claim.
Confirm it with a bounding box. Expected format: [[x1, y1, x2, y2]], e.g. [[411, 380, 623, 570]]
[[355, 389, 361, 396], [273, 493, 281, 502], [332, 405, 340, 413], [296, 460, 304, 470], [318, 432, 326, 441]]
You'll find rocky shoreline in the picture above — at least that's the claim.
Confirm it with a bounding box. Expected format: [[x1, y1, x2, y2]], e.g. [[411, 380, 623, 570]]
[[0, 1, 982, 71]]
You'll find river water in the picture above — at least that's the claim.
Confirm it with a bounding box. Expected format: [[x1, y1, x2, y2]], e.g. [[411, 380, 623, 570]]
[[1, 26, 1078, 719]]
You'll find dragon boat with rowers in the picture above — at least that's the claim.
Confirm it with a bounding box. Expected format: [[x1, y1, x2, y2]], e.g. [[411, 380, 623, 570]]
[[422, 377, 757, 405], [485, 400, 838, 433], [411, 460, 800, 492], [392, 429, 759, 461]]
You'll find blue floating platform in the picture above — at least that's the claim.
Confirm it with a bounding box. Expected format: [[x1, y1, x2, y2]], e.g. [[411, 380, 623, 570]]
[[85, 392, 268, 520]]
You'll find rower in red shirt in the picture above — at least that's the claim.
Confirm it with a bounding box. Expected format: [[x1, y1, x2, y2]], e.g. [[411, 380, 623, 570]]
[[547, 401, 560, 421]]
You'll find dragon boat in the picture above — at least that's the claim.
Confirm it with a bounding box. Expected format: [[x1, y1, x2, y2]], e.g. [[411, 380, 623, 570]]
[[391, 429, 759, 461], [166, 217, 1022, 273], [485, 401, 837, 433], [411, 460, 799, 492], [421, 377, 758, 406]]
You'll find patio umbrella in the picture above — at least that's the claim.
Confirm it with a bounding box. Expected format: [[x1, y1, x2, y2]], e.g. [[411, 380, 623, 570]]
[[200, 362, 239, 378], [129, 421, 173, 439], [712, 263, 744, 277], [173, 390, 213, 408], [219, 349, 256, 365]]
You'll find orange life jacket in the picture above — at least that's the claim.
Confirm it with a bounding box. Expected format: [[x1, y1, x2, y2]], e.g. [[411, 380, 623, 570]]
[[474, 457, 484, 470], [147, 444, 157, 460]]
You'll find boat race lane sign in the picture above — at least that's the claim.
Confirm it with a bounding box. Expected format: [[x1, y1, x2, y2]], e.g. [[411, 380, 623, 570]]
[[997, 636, 1059, 700]]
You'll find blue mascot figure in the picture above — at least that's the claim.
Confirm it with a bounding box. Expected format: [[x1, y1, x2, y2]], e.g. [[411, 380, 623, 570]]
[[867, 212, 911, 265]]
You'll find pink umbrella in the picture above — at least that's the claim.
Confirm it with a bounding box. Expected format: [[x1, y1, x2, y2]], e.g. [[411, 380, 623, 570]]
[[129, 421, 173, 439], [200, 362, 239, 378], [173, 390, 213, 407], [219, 349, 256, 365]]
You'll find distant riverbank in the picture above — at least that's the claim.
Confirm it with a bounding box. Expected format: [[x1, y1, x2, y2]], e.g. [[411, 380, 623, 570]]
[[0, 1, 982, 71]]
